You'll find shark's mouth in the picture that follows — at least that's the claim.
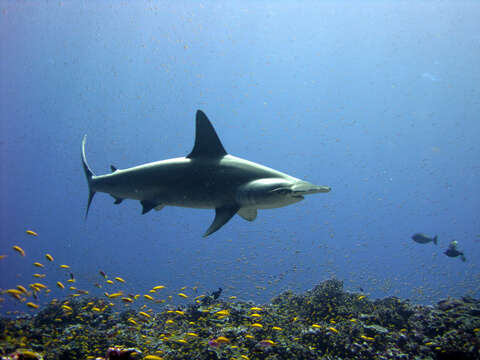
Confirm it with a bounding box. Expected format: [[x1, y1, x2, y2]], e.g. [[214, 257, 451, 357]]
[[292, 194, 305, 200]]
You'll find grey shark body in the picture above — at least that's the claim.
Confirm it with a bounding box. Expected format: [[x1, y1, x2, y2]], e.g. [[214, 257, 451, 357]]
[[82, 110, 331, 237]]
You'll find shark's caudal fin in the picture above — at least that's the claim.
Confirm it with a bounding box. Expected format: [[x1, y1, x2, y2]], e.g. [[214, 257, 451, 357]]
[[81, 135, 96, 218], [187, 110, 227, 159]]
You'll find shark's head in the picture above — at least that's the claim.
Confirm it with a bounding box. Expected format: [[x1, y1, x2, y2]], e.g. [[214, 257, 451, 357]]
[[236, 178, 331, 209]]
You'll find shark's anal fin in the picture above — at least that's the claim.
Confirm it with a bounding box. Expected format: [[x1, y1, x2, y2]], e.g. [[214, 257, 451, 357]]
[[204, 205, 240, 237], [187, 110, 227, 159], [111, 195, 123, 204], [141, 200, 162, 215], [238, 208, 257, 221]]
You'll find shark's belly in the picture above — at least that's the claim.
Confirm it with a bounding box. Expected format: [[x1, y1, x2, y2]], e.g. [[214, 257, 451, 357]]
[[107, 177, 236, 210]]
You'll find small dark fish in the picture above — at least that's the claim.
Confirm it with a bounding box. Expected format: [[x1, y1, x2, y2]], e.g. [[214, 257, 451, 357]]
[[444, 241, 466, 262], [359, 287, 364, 292], [99, 271, 107, 278], [212, 287, 222, 300], [94, 283, 102, 288], [412, 233, 438, 245], [70, 273, 74, 280]]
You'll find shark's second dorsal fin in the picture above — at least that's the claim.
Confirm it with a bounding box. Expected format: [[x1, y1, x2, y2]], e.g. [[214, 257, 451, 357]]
[[187, 110, 227, 159]]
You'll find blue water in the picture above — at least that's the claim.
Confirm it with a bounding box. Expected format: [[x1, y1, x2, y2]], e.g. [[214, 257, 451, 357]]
[[1, 1, 479, 314]]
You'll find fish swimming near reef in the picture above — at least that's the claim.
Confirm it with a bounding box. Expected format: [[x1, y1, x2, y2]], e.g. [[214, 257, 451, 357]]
[[411, 233, 438, 245], [82, 110, 331, 237], [444, 240, 466, 262]]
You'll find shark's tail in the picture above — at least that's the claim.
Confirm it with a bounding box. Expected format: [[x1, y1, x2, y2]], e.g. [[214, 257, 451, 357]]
[[81, 135, 96, 218], [433, 235, 438, 245]]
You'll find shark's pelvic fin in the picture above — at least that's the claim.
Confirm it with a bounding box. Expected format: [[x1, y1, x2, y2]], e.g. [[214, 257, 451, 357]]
[[141, 200, 163, 215], [238, 208, 257, 221], [81, 135, 96, 218], [187, 110, 227, 159], [204, 205, 240, 237]]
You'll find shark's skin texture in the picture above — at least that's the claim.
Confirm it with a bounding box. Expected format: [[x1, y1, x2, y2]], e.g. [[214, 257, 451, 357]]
[[82, 110, 331, 237]]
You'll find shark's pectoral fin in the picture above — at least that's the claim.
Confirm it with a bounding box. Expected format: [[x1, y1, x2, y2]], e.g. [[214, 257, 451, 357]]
[[238, 208, 257, 222], [204, 205, 240, 237], [141, 200, 163, 215]]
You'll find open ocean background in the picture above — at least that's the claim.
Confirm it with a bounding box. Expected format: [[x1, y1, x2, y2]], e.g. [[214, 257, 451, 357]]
[[1, 1, 479, 315]]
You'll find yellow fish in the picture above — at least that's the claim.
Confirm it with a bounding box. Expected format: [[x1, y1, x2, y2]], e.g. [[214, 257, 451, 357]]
[[33, 262, 44, 268], [215, 310, 230, 316], [177, 293, 188, 298], [115, 277, 125, 283], [216, 336, 229, 343], [45, 254, 54, 262], [107, 292, 123, 299], [6, 289, 23, 296], [12, 245, 25, 256], [32, 283, 47, 289], [360, 335, 374, 341], [328, 327, 339, 334], [16, 285, 28, 294], [250, 307, 263, 312], [26, 230, 38, 236], [27, 302, 39, 309]]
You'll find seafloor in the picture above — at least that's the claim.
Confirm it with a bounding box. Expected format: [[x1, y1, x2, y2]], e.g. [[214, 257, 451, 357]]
[[1, 279, 479, 360]]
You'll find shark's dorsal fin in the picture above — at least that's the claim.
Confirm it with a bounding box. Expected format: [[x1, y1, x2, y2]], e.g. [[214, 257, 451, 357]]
[[187, 110, 227, 159]]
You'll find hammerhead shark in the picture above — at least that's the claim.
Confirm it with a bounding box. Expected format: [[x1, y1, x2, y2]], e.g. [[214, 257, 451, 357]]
[[82, 110, 331, 237]]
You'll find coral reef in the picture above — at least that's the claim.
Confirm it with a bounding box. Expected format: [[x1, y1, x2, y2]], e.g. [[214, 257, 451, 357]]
[[1, 280, 479, 360]]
